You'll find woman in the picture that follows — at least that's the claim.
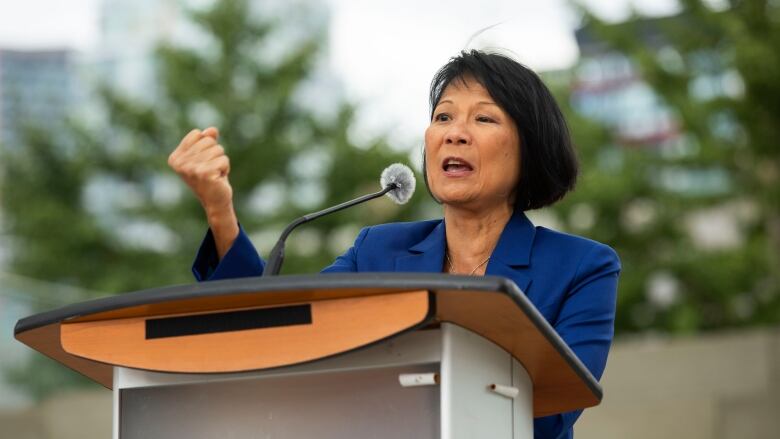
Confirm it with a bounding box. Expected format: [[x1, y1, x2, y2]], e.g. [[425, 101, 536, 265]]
[[169, 50, 620, 439]]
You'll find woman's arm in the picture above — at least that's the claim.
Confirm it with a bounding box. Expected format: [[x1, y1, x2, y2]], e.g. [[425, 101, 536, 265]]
[[168, 127, 238, 259], [168, 126, 267, 280], [535, 243, 621, 439], [192, 224, 265, 281]]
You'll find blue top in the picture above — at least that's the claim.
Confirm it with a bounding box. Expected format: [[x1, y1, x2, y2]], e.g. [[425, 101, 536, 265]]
[[193, 209, 620, 439]]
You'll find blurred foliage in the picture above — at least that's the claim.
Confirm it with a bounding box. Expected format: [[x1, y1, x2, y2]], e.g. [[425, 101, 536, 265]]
[[551, 0, 780, 334], [6, 0, 780, 400], [1, 0, 428, 398]]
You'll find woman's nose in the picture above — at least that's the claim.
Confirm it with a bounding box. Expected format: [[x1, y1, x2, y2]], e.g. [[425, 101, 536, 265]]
[[444, 122, 471, 145]]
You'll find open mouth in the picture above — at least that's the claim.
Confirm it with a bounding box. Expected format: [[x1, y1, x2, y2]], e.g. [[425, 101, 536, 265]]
[[442, 157, 474, 174]]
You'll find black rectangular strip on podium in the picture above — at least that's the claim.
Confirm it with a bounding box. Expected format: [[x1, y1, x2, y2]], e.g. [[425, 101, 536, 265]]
[[145, 304, 312, 339]]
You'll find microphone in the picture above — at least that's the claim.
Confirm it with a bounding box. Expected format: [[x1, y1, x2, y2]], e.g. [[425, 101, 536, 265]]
[[380, 163, 416, 205], [263, 163, 416, 276]]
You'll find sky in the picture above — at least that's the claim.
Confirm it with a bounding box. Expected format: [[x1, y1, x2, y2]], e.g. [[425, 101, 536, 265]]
[[0, 0, 680, 148]]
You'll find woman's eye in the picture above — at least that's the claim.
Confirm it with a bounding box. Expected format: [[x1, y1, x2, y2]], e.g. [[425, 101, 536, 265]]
[[434, 113, 451, 122], [476, 115, 495, 123]]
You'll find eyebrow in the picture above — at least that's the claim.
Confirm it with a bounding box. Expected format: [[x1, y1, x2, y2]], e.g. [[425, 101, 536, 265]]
[[436, 99, 498, 107]]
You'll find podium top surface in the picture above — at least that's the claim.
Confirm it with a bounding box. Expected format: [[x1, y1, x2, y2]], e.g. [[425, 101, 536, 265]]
[[15, 273, 602, 417]]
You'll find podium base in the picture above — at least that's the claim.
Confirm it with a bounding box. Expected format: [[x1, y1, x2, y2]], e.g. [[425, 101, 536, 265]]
[[113, 323, 533, 439]]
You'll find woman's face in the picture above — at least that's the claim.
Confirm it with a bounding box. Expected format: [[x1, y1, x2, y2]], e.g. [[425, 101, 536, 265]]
[[425, 77, 521, 211]]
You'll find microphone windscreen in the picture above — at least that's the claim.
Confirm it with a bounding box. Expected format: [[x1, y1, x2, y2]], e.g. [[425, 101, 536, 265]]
[[380, 163, 416, 204]]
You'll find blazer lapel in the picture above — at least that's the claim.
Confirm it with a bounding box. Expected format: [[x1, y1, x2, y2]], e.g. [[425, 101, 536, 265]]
[[485, 210, 536, 294], [394, 210, 536, 295], [394, 221, 446, 273]]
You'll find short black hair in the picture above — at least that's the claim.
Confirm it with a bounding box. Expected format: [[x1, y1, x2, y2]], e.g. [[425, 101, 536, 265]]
[[424, 50, 578, 211]]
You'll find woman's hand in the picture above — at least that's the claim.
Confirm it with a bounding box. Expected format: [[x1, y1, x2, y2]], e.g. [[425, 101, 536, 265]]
[[168, 127, 238, 258], [168, 127, 232, 213]]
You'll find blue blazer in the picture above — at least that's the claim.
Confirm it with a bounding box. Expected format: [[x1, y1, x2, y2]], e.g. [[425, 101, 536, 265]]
[[193, 209, 620, 439]]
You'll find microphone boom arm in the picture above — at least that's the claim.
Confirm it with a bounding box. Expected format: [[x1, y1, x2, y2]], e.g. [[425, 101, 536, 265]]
[[263, 183, 398, 276]]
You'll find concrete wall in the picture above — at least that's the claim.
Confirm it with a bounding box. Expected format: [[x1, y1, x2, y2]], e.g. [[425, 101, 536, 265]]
[[1, 326, 778, 439], [577, 326, 780, 439], [0, 390, 111, 439]]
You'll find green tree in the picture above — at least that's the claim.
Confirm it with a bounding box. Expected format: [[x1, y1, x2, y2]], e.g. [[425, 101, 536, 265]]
[[552, 0, 780, 333], [1, 0, 428, 398]]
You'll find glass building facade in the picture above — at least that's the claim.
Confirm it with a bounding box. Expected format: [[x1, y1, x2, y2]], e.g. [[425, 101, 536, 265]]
[[0, 49, 77, 146]]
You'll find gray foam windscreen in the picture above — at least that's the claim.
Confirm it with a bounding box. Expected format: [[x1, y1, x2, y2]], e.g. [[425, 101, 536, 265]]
[[380, 163, 416, 204]]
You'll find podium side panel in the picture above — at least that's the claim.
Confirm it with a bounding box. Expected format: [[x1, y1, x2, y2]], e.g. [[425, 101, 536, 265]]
[[441, 323, 514, 439], [512, 358, 533, 439], [113, 368, 119, 439]]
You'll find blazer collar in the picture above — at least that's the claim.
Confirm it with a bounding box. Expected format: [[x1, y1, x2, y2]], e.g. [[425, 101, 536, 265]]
[[488, 209, 536, 267], [483, 210, 535, 293], [396, 209, 536, 273], [409, 220, 446, 253], [396, 221, 447, 273]]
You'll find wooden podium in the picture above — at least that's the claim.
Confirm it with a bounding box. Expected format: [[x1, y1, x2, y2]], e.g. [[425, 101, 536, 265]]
[[14, 273, 601, 438]]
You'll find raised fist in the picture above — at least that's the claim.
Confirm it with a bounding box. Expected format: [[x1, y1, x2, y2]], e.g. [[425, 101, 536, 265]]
[[168, 127, 233, 216]]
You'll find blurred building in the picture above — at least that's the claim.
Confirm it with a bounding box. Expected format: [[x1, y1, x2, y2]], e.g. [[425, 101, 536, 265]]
[[572, 28, 678, 146], [572, 15, 743, 148], [94, 0, 191, 101], [571, 15, 736, 196], [0, 49, 78, 146], [94, 0, 336, 106]]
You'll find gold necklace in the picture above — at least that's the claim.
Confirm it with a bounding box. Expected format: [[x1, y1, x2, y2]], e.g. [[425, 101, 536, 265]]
[[446, 252, 490, 276]]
